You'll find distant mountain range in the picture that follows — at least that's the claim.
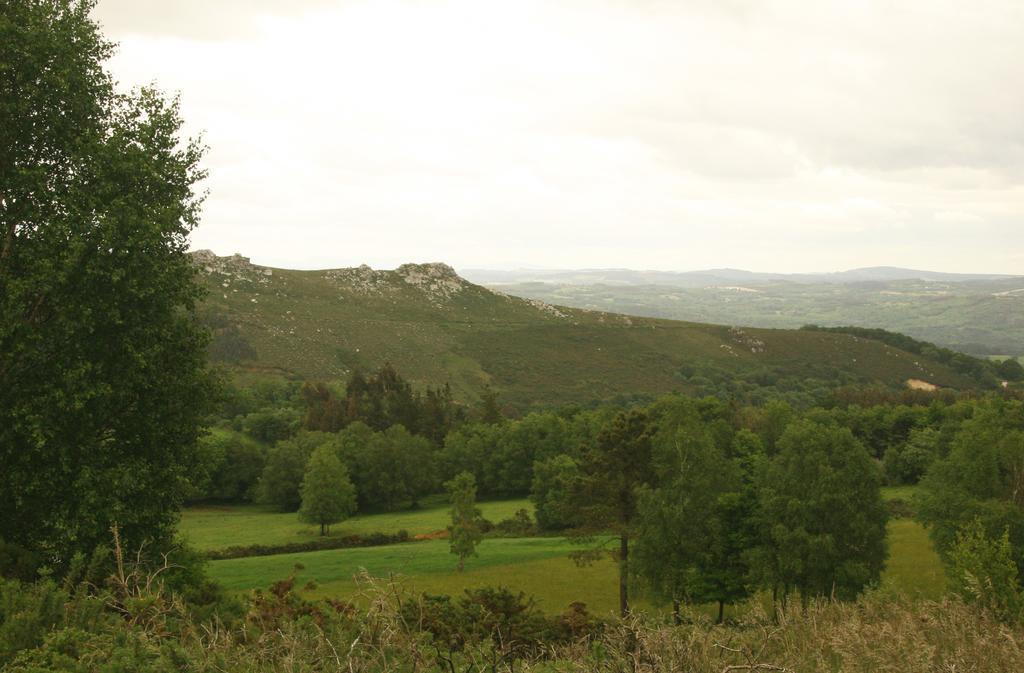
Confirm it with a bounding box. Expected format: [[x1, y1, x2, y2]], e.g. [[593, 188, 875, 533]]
[[458, 267, 1024, 357], [461, 266, 1018, 288]]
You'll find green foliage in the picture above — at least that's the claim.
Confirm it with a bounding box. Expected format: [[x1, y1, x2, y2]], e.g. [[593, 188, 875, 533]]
[[531, 455, 581, 531], [0, 0, 216, 564], [258, 432, 331, 511], [241, 407, 301, 444], [446, 472, 484, 572], [298, 446, 357, 536], [883, 427, 941, 485], [477, 385, 504, 424], [801, 325, 999, 386], [0, 541, 39, 583], [404, 586, 575, 663], [0, 579, 68, 665], [492, 509, 536, 537], [191, 429, 266, 502], [949, 519, 1022, 622], [569, 409, 655, 616], [336, 422, 439, 511], [204, 530, 411, 561], [202, 310, 257, 363], [634, 412, 752, 620], [917, 399, 1024, 574], [301, 365, 464, 440], [753, 420, 889, 602], [997, 357, 1024, 381]]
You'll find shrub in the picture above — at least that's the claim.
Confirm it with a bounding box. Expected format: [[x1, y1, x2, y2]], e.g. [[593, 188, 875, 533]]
[[204, 530, 413, 560]]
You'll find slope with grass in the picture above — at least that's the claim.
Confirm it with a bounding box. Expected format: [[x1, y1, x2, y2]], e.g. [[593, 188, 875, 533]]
[[195, 252, 984, 408], [179, 498, 530, 552], [471, 275, 1024, 357]]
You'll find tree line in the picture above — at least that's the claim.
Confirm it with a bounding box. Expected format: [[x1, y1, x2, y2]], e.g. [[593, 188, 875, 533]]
[[191, 366, 1024, 621]]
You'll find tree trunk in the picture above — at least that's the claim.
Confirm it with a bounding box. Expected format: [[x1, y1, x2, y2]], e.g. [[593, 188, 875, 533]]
[[672, 599, 681, 625], [619, 533, 630, 617], [717, 600, 724, 624], [320, 523, 326, 536], [458, 555, 465, 573]]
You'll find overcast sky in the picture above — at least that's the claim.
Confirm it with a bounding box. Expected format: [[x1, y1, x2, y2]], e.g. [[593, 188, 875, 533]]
[[92, 0, 1023, 273]]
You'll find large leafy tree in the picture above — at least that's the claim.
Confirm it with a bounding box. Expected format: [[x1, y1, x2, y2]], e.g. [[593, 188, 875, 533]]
[[917, 399, 1024, 573], [633, 413, 752, 623], [0, 0, 214, 564], [258, 432, 331, 511], [335, 422, 437, 511], [753, 420, 888, 604], [299, 445, 357, 536]]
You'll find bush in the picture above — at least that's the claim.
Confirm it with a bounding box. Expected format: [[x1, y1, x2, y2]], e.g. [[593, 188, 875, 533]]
[[205, 530, 412, 560], [0, 541, 39, 583], [949, 519, 1023, 622], [492, 509, 536, 537]]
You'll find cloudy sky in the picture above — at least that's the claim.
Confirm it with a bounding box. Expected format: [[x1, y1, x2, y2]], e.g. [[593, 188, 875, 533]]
[[92, 0, 1023, 273]]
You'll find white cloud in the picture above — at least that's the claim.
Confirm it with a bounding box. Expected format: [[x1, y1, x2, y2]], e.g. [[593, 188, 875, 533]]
[[92, 0, 1024, 273]]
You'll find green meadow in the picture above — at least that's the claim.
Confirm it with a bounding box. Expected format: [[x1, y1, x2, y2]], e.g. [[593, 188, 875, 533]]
[[179, 498, 531, 551], [199, 486, 946, 615]]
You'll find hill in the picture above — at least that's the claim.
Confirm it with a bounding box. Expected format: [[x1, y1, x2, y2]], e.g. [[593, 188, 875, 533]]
[[462, 269, 1024, 357], [461, 266, 1015, 287], [194, 251, 988, 408]]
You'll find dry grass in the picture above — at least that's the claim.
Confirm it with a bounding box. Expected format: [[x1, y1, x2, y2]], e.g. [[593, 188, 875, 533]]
[[535, 593, 1024, 672]]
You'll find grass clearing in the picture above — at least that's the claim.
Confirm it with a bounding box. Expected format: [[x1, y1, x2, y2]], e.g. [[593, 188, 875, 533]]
[[180, 499, 531, 551], [880, 518, 946, 599], [881, 484, 919, 503]]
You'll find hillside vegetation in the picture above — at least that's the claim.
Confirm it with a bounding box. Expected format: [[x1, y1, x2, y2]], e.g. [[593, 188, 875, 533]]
[[469, 273, 1024, 357], [195, 251, 984, 407]]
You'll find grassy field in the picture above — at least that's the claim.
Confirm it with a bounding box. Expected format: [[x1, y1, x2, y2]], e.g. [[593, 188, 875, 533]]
[[197, 484, 945, 614], [881, 518, 946, 599], [179, 498, 531, 551], [206, 520, 946, 614]]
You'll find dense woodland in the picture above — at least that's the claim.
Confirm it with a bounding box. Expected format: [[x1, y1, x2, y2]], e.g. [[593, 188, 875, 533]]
[[5, 2, 1024, 671]]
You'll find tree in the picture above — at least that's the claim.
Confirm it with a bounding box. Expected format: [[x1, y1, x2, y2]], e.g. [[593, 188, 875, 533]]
[[446, 471, 483, 572], [753, 420, 888, 605], [191, 429, 265, 502], [0, 0, 215, 563], [258, 432, 330, 511], [917, 399, 1024, 574], [996, 358, 1024, 382], [299, 446, 357, 536], [531, 455, 580, 531], [384, 425, 438, 508], [301, 381, 345, 432], [335, 423, 437, 511], [440, 423, 502, 494], [633, 415, 750, 623], [568, 409, 655, 616], [883, 427, 941, 485], [478, 386, 504, 425]]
